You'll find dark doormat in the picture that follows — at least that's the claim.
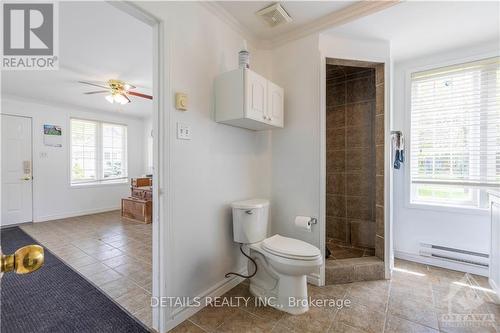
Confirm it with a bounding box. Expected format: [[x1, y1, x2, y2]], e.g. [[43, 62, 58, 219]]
[[1, 227, 150, 333]]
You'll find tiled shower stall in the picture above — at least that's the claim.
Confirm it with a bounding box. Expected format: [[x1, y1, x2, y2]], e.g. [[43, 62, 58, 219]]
[[325, 59, 385, 284]]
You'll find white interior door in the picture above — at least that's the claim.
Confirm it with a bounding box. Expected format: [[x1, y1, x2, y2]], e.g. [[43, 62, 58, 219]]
[[1, 115, 33, 226]]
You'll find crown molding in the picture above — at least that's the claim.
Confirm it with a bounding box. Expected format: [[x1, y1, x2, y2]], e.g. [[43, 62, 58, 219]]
[[270, 1, 401, 48], [199, 1, 261, 49], [202, 1, 401, 50]]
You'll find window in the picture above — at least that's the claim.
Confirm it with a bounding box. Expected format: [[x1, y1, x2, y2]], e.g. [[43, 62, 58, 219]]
[[410, 57, 500, 209], [71, 119, 127, 185]]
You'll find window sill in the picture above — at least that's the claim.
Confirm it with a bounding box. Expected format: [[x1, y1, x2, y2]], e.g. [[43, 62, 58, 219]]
[[405, 201, 489, 216], [70, 180, 128, 189]]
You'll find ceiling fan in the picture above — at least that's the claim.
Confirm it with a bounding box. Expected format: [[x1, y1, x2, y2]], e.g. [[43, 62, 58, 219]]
[[79, 79, 152, 105]]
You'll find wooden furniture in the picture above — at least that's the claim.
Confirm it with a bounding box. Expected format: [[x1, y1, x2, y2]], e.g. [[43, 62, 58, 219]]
[[215, 68, 284, 130], [121, 177, 153, 224], [131, 177, 152, 187], [121, 197, 152, 223], [131, 186, 152, 201], [489, 190, 500, 299]]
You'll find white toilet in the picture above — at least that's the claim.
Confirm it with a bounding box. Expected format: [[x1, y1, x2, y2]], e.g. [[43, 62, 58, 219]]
[[231, 199, 322, 315]]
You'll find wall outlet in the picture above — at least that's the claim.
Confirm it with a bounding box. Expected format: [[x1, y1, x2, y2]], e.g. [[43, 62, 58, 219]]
[[177, 122, 191, 140]]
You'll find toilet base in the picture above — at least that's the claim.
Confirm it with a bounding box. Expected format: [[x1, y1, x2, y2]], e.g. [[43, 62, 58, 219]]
[[249, 272, 310, 315]]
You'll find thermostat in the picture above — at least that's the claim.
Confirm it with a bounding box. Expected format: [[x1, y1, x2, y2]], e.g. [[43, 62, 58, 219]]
[[175, 93, 188, 111]]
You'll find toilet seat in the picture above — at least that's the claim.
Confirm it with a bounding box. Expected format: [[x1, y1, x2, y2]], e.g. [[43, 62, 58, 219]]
[[262, 234, 321, 261]]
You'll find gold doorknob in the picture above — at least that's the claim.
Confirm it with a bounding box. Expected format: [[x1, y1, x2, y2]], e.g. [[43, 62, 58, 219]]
[[1, 245, 44, 274]]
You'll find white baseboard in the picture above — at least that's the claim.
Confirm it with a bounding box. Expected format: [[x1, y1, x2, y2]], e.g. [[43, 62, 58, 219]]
[[34, 206, 120, 222], [165, 266, 247, 332], [395, 250, 489, 277]]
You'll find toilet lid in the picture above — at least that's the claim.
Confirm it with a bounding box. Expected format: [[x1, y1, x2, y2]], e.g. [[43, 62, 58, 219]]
[[262, 235, 321, 260]]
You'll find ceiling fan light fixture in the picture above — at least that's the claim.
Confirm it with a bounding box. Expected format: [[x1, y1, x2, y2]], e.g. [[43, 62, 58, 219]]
[[105, 94, 115, 104], [114, 93, 130, 105], [105, 93, 130, 105]]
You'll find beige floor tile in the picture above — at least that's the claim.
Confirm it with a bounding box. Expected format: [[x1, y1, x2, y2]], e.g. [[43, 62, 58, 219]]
[[346, 281, 389, 313], [76, 262, 111, 276], [216, 309, 277, 332], [335, 303, 385, 333], [388, 295, 438, 330], [190, 304, 238, 331], [132, 305, 153, 328], [116, 287, 152, 314], [102, 254, 136, 268], [309, 283, 350, 299], [169, 320, 206, 333], [385, 314, 438, 333], [328, 322, 368, 333], [87, 269, 122, 286], [88, 248, 124, 261], [100, 277, 141, 299], [67, 254, 99, 268], [278, 302, 337, 333]]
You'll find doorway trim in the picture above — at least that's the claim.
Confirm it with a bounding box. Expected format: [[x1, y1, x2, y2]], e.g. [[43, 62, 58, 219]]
[[107, 2, 170, 332], [318, 53, 393, 285]]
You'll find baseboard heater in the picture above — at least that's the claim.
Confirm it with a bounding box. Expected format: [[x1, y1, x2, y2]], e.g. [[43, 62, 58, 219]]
[[419, 242, 489, 267]]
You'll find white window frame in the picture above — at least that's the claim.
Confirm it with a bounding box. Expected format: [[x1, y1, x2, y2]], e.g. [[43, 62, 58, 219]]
[[404, 51, 499, 215], [70, 118, 128, 187]]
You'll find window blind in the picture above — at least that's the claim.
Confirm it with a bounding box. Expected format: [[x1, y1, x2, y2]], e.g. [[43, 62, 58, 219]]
[[410, 56, 500, 188]]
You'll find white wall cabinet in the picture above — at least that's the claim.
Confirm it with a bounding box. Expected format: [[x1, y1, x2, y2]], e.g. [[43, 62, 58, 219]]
[[490, 191, 500, 299], [215, 68, 284, 131]]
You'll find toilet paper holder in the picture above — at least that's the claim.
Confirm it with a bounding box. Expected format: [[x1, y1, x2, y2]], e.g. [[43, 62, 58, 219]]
[[310, 217, 318, 225]]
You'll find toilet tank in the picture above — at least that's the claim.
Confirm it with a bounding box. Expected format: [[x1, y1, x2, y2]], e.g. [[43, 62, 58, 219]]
[[231, 199, 269, 244]]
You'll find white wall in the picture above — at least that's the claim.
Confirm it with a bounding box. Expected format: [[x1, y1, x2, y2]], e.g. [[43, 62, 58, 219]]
[[134, 0, 272, 317], [392, 41, 499, 262], [1, 96, 146, 222], [269, 34, 321, 249]]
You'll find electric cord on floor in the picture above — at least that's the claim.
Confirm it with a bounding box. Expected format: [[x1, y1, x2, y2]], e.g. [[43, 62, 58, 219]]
[[225, 244, 257, 279]]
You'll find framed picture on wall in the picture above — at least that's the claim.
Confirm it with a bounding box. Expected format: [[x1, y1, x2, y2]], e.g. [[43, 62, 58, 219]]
[[43, 124, 62, 147]]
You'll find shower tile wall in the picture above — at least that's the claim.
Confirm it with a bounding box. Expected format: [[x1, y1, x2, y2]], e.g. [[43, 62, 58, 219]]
[[326, 65, 376, 249]]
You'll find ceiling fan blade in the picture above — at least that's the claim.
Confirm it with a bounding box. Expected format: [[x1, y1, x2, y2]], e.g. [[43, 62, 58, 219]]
[[124, 83, 136, 90], [128, 91, 153, 100], [78, 81, 109, 89], [122, 93, 131, 104], [84, 90, 109, 95]]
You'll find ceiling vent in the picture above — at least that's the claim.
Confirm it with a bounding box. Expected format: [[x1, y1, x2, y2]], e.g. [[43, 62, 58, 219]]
[[256, 3, 292, 27]]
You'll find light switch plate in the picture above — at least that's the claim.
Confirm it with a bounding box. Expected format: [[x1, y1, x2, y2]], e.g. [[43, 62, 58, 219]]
[[177, 122, 191, 140]]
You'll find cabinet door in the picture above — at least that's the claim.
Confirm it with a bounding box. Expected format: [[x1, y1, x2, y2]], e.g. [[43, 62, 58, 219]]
[[245, 70, 268, 122], [267, 81, 284, 128]]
